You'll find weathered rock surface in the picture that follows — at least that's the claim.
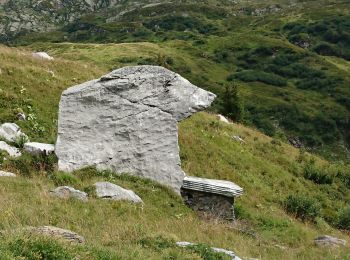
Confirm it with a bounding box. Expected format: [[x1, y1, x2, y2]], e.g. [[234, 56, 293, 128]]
[[94, 182, 143, 203], [176, 241, 241, 260], [0, 141, 21, 157], [50, 186, 88, 201], [314, 235, 347, 247], [32, 52, 54, 60], [56, 66, 216, 191], [0, 123, 28, 143], [26, 226, 85, 244], [0, 170, 16, 177], [24, 142, 55, 155]]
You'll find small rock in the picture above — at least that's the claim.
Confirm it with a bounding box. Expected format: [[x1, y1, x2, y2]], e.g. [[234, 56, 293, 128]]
[[24, 142, 55, 155], [176, 241, 241, 260], [218, 114, 230, 124], [0, 123, 28, 143], [94, 182, 143, 203], [314, 235, 347, 247], [32, 52, 54, 61], [26, 226, 84, 244], [50, 186, 88, 202], [232, 135, 245, 144], [0, 171, 16, 177], [17, 112, 26, 121], [0, 141, 21, 157]]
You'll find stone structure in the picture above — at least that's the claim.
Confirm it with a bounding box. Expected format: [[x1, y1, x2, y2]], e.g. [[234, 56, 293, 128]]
[[181, 176, 243, 220], [56, 66, 216, 192], [94, 182, 143, 203]]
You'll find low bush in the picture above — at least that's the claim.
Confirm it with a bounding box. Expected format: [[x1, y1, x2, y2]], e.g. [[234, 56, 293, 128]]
[[303, 161, 333, 184], [8, 237, 73, 259], [235, 70, 287, 86], [51, 172, 80, 186], [4, 152, 58, 176], [283, 195, 321, 222], [336, 207, 350, 230]]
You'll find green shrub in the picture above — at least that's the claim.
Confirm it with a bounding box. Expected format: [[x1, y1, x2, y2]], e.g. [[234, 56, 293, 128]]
[[220, 83, 244, 122], [283, 195, 321, 222], [9, 237, 72, 259], [303, 161, 333, 184], [4, 152, 58, 176], [235, 70, 287, 87], [51, 172, 80, 186], [336, 207, 350, 230]]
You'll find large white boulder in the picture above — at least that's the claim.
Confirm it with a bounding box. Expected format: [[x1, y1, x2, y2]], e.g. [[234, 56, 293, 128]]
[[0, 123, 28, 143], [24, 142, 55, 155], [0, 141, 21, 157], [56, 66, 216, 191], [94, 182, 143, 203]]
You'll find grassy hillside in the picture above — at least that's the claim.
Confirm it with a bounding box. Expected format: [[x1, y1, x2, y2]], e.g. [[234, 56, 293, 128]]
[[0, 45, 349, 259], [3, 0, 347, 162]]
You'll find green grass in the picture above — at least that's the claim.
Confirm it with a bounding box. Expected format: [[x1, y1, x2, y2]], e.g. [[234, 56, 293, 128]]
[[0, 111, 349, 259]]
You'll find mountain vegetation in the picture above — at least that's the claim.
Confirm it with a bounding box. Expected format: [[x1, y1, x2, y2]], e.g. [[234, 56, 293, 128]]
[[0, 0, 349, 259]]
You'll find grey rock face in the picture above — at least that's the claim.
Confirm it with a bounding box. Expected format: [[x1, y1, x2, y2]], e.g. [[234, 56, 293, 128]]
[[94, 182, 143, 203], [0, 123, 28, 143], [314, 235, 347, 247], [24, 142, 55, 155], [0, 141, 21, 157], [0, 171, 16, 177], [56, 66, 215, 191], [50, 186, 88, 202]]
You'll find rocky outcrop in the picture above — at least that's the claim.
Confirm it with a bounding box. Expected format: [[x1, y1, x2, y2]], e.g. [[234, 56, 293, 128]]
[[314, 235, 347, 247], [50, 186, 88, 202], [26, 226, 85, 244], [0, 141, 21, 157], [56, 66, 215, 191], [0, 123, 28, 143], [94, 182, 143, 203], [24, 142, 55, 155]]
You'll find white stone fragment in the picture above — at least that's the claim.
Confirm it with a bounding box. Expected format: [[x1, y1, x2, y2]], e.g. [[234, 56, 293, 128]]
[[24, 142, 55, 155], [50, 186, 88, 201], [94, 182, 143, 203], [0, 123, 28, 143], [0, 171, 16, 177], [56, 66, 216, 192], [32, 52, 54, 61], [0, 141, 21, 157], [232, 135, 245, 144], [218, 114, 230, 124]]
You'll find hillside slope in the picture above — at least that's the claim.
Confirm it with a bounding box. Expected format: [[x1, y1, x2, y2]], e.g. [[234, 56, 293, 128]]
[[0, 45, 349, 259], [1, 0, 348, 162]]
